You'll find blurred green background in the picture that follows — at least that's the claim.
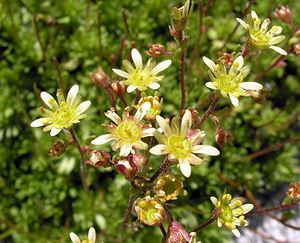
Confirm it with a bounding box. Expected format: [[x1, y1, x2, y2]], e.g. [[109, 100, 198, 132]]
[[0, 0, 299, 242]]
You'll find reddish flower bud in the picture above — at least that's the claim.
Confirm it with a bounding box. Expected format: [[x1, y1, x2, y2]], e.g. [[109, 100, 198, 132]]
[[275, 60, 287, 68], [49, 141, 66, 156], [215, 127, 231, 149], [167, 222, 191, 243], [86, 149, 110, 168], [110, 82, 126, 97], [217, 52, 234, 67], [294, 43, 300, 56], [91, 68, 110, 87], [288, 182, 300, 201], [274, 6, 292, 25], [146, 44, 166, 58]]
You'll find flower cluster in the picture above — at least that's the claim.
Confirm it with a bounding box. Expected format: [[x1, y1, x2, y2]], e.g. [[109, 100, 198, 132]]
[[31, 85, 91, 136], [236, 10, 287, 55], [210, 194, 254, 237], [203, 55, 263, 106], [150, 109, 220, 177]]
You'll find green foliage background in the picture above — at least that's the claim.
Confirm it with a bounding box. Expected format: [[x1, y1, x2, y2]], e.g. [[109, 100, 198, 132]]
[[0, 0, 299, 242]]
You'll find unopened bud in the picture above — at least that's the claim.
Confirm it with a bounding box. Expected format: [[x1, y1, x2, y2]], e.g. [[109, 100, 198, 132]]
[[215, 127, 231, 149], [49, 141, 65, 156], [115, 153, 147, 178], [294, 43, 300, 56], [218, 52, 234, 67], [250, 89, 268, 104], [91, 68, 110, 87], [274, 6, 292, 25], [146, 44, 166, 57], [86, 150, 110, 168], [110, 82, 126, 97], [167, 222, 191, 243], [275, 60, 287, 68], [288, 182, 300, 201]]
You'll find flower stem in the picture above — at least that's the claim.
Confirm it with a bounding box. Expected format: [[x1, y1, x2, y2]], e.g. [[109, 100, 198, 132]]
[[149, 158, 171, 183], [69, 128, 88, 194], [197, 93, 220, 127], [180, 52, 186, 113], [192, 215, 216, 232], [123, 183, 135, 227]]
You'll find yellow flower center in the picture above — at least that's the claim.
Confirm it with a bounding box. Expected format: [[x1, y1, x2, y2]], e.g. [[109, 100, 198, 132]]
[[127, 69, 156, 89], [167, 135, 192, 159], [82, 240, 94, 243], [249, 29, 271, 48], [215, 73, 242, 94], [116, 120, 143, 144], [52, 103, 77, 128]]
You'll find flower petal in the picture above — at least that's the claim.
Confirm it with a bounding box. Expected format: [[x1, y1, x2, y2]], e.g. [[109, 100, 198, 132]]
[[180, 109, 192, 136], [241, 204, 254, 214], [156, 115, 171, 136], [150, 144, 168, 155], [151, 60, 172, 75], [134, 102, 151, 121], [127, 85, 138, 93], [187, 154, 203, 165], [179, 159, 191, 177], [231, 56, 244, 72], [50, 127, 62, 136], [205, 82, 218, 90], [229, 94, 239, 107], [192, 145, 220, 156], [131, 48, 143, 69], [236, 18, 248, 30], [240, 82, 263, 91], [203, 56, 216, 72], [210, 196, 218, 206], [148, 82, 160, 90], [30, 118, 49, 127], [120, 144, 132, 157], [269, 45, 287, 55], [91, 134, 115, 145], [142, 128, 156, 137], [40, 91, 58, 110], [88, 227, 96, 242], [105, 110, 122, 125], [66, 85, 79, 106], [112, 68, 129, 78], [70, 232, 81, 243], [76, 101, 91, 115], [232, 229, 241, 238]]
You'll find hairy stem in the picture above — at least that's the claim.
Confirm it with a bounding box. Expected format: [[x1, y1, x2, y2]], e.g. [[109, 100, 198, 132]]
[[123, 183, 135, 226], [149, 158, 171, 183], [192, 215, 216, 232], [180, 52, 186, 112], [197, 93, 220, 127]]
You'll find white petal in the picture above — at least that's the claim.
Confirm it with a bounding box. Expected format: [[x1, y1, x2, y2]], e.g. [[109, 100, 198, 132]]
[[205, 82, 217, 90], [187, 154, 203, 165], [133, 141, 148, 150], [69, 232, 81, 243], [91, 134, 115, 145], [151, 60, 172, 75], [66, 85, 79, 105], [217, 218, 222, 227], [232, 229, 241, 238], [127, 85, 137, 93], [149, 144, 168, 155], [105, 110, 122, 125], [192, 145, 220, 156], [232, 56, 244, 71], [76, 101, 91, 115], [180, 109, 192, 136], [210, 196, 218, 206], [131, 48, 143, 69], [269, 45, 287, 55], [236, 18, 248, 30], [120, 144, 132, 157], [148, 82, 160, 90], [88, 227, 96, 242], [240, 82, 263, 91], [50, 127, 62, 136], [142, 128, 156, 137], [179, 159, 191, 177], [203, 56, 216, 72], [241, 204, 254, 214], [134, 102, 151, 121], [112, 68, 129, 78], [40, 91, 58, 110], [251, 10, 258, 20], [30, 118, 48, 127], [229, 94, 239, 107], [156, 115, 171, 136]]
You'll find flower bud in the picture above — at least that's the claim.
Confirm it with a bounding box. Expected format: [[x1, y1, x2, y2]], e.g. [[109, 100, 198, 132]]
[[274, 6, 292, 25], [49, 141, 66, 156], [250, 89, 268, 104], [146, 44, 166, 57], [167, 221, 191, 243], [91, 68, 110, 87], [110, 82, 126, 97], [136, 95, 162, 120], [275, 60, 287, 68], [217, 52, 234, 67], [134, 196, 165, 226], [155, 174, 186, 202], [115, 153, 147, 178], [86, 149, 110, 168], [171, 0, 194, 35], [288, 182, 300, 201], [215, 127, 231, 149], [294, 43, 300, 56]]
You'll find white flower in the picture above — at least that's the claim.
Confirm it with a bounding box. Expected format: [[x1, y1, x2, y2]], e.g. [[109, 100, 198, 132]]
[[69, 227, 96, 243], [236, 10, 287, 55], [203, 56, 263, 106], [31, 85, 91, 136], [112, 48, 172, 93], [91, 103, 155, 157], [150, 110, 220, 177]]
